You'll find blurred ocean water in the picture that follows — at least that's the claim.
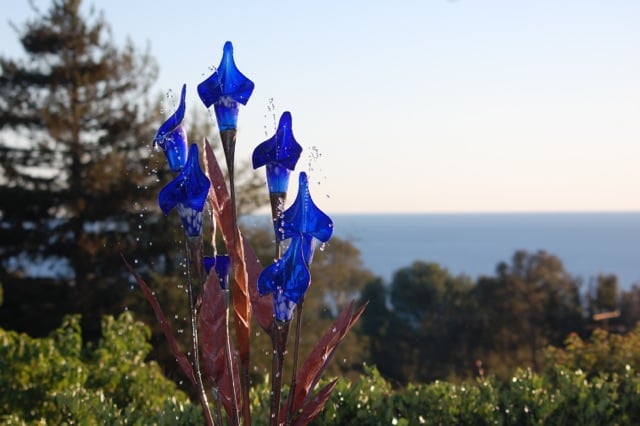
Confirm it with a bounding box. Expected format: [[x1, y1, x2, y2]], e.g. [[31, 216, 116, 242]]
[[327, 212, 640, 288]]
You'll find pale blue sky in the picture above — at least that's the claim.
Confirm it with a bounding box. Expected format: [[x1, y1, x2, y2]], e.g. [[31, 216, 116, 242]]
[[3, 0, 639, 213]]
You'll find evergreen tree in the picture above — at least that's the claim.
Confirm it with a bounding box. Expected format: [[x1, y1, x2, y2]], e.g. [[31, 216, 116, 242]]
[[388, 261, 476, 382], [0, 0, 167, 335], [620, 284, 640, 331], [591, 274, 620, 313], [473, 250, 583, 376]]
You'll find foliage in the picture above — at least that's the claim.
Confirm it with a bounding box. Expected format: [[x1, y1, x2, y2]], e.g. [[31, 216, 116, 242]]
[[593, 274, 620, 313], [620, 285, 640, 331], [360, 251, 591, 384], [0, 312, 200, 425], [3, 316, 640, 424], [473, 250, 584, 374], [315, 365, 640, 425], [544, 325, 640, 377]]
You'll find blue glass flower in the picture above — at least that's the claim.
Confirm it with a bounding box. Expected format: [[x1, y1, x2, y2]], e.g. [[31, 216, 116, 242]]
[[252, 111, 303, 194], [153, 84, 188, 172], [197, 41, 254, 131], [204, 254, 231, 290], [257, 235, 313, 321], [158, 144, 211, 237], [279, 172, 333, 243]]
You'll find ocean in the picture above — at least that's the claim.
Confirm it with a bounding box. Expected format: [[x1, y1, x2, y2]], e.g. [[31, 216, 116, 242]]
[[326, 213, 640, 289]]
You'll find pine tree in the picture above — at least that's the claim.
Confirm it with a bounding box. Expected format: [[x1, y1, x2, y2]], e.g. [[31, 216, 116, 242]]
[[0, 0, 168, 335]]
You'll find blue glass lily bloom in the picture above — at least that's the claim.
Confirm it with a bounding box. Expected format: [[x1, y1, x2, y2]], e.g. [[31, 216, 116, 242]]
[[257, 235, 313, 321], [153, 84, 188, 172], [158, 144, 211, 237], [279, 172, 333, 243], [252, 111, 303, 194], [197, 41, 254, 131]]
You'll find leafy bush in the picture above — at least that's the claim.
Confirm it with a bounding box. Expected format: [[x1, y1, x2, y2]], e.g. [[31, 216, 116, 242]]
[[312, 365, 640, 425], [544, 325, 640, 376], [0, 313, 200, 424]]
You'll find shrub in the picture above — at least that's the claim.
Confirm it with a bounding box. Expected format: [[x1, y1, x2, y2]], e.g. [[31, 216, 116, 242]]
[[0, 313, 199, 424]]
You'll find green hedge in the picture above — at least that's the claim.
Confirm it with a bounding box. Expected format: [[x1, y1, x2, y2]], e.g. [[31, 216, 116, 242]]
[[0, 313, 202, 425], [2, 315, 640, 425]]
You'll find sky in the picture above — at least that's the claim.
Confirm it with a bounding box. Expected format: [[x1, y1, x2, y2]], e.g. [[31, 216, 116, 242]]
[[2, 0, 639, 213]]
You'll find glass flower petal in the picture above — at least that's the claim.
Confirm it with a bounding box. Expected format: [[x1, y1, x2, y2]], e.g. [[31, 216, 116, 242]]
[[197, 41, 254, 131], [279, 172, 333, 242], [153, 84, 188, 172]]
